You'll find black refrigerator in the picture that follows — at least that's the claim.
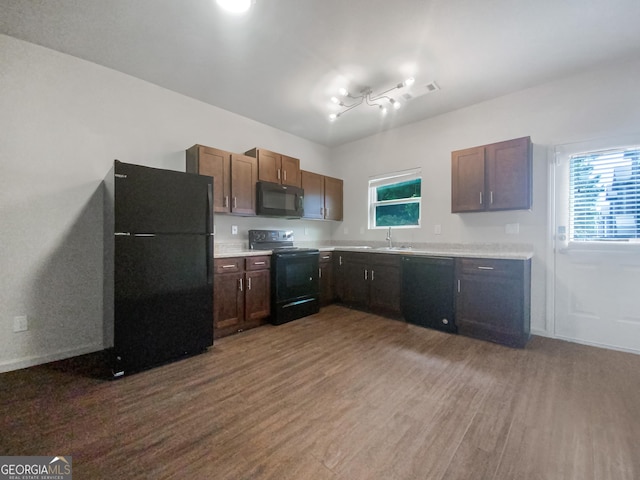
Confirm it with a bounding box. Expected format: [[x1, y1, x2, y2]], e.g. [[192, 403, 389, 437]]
[[104, 160, 214, 377]]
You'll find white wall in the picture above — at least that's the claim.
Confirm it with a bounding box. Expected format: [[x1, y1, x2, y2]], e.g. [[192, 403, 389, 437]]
[[0, 35, 333, 372], [331, 57, 640, 336], [3, 32, 640, 371]]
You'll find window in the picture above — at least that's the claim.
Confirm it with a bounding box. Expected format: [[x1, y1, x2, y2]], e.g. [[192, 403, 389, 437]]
[[369, 169, 421, 228], [569, 146, 640, 241]]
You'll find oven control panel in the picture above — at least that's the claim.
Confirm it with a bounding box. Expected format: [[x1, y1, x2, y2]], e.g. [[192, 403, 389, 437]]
[[249, 229, 294, 249]]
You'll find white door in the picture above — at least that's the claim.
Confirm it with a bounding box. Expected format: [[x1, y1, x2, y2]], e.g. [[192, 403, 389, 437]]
[[553, 138, 640, 354]]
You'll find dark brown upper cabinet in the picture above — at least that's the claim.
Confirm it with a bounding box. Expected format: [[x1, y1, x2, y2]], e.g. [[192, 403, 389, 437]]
[[451, 136, 532, 213], [301, 170, 344, 221], [186, 145, 257, 215], [245, 148, 301, 188]]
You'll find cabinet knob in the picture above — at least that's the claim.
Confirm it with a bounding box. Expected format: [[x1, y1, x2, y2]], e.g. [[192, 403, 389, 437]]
[[442, 319, 449, 325]]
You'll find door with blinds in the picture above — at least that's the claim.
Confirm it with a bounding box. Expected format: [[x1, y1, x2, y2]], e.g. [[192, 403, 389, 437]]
[[554, 138, 640, 353]]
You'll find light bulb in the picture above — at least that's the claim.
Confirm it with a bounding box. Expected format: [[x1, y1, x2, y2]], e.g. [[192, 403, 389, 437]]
[[338, 87, 348, 97], [379, 105, 388, 115], [404, 77, 415, 87], [216, 0, 253, 14], [329, 113, 337, 121], [389, 98, 401, 110], [331, 96, 339, 104]]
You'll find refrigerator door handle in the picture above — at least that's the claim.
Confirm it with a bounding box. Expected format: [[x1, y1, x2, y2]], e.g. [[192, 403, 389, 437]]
[[133, 234, 156, 237], [207, 183, 214, 234]]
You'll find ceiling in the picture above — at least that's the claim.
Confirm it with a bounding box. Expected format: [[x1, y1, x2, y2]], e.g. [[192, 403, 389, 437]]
[[2, 0, 640, 147]]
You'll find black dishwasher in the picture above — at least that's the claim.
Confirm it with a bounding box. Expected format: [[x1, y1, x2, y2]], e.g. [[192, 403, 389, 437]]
[[401, 256, 456, 333]]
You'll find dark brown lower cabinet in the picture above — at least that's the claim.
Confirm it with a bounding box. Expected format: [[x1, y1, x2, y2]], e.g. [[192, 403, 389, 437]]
[[213, 256, 271, 339], [338, 252, 402, 317], [319, 252, 334, 306], [455, 257, 531, 347]]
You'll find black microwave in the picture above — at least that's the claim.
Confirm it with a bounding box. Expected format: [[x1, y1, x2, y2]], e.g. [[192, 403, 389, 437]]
[[256, 181, 304, 218]]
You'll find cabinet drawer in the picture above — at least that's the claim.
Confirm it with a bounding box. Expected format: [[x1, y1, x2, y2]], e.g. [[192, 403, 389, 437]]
[[319, 252, 333, 263], [246, 255, 271, 271], [457, 258, 522, 277], [214, 257, 243, 273]]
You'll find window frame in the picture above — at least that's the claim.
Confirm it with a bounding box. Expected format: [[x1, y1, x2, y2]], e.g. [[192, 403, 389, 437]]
[[368, 168, 422, 230]]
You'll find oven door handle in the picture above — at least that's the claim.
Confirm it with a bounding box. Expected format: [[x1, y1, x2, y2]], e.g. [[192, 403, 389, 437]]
[[282, 298, 316, 309]]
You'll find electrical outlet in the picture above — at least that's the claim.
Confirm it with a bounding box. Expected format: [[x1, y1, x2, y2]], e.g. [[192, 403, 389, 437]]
[[360, 227, 365, 235], [231, 225, 238, 235], [304, 227, 309, 236], [505, 223, 520, 235], [434, 224, 442, 235], [13, 315, 28, 332], [343, 227, 349, 235]]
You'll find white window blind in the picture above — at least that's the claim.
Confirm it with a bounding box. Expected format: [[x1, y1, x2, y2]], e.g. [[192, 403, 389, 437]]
[[569, 146, 640, 241]]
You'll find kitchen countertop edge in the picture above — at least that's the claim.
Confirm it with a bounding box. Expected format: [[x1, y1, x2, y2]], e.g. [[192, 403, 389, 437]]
[[214, 246, 533, 260]]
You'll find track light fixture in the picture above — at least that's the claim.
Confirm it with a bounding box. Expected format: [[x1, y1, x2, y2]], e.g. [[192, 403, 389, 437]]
[[329, 77, 415, 121]]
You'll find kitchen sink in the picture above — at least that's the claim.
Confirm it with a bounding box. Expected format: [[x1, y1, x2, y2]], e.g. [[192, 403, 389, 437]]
[[375, 246, 412, 251]]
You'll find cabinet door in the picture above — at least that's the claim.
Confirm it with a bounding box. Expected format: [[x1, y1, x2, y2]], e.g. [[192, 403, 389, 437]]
[[319, 253, 334, 306], [455, 258, 530, 347], [451, 146, 485, 213], [485, 136, 532, 211], [245, 269, 271, 326], [334, 253, 345, 301], [253, 148, 280, 184], [230, 154, 257, 215], [342, 255, 369, 309], [281, 155, 301, 187], [369, 261, 402, 316], [213, 271, 245, 339], [301, 170, 325, 219], [324, 176, 344, 221], [186, 145, 230, 213]]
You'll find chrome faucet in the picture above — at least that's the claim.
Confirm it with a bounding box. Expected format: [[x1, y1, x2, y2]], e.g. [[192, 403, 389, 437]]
[[386, 226, 392, 248]]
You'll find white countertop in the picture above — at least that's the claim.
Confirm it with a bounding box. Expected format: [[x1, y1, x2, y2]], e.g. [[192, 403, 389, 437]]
[[214, 243, 533, 260]]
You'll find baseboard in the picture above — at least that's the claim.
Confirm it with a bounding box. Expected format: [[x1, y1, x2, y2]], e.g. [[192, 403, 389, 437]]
[[530, 327, 552, 338], [0, 343, 104, 373]]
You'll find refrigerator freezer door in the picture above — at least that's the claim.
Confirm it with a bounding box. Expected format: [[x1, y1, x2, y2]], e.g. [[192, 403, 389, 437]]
[[114, 161, 213, 234], [113, 234, 213, 374]]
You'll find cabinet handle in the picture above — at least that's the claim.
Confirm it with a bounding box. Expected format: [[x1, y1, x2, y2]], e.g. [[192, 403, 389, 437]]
[[247, 277, 252, 290], [371, 270, 375, 281], [233, 197, 237, 209], [490, 191, 494, 204], [479, 192, 483, 205], [277, 168, 281, 180], [222, 264, 236, 269], [320, 207, 324, 216], [457, 279, 461, 293], [321, 255, 331, 260], [239, 278, 243, 292], [284, 170, 287, 181], [364, 269, 368, 280], [253, 261, 266, 266], [339, 256, 343, 266], [319, 268, 322, 279], [477, 266, 494, 270], [223, 196, 229, 208]]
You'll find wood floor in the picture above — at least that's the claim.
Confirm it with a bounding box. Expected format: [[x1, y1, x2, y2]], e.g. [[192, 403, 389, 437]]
[[2, 305, 640, 480]]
